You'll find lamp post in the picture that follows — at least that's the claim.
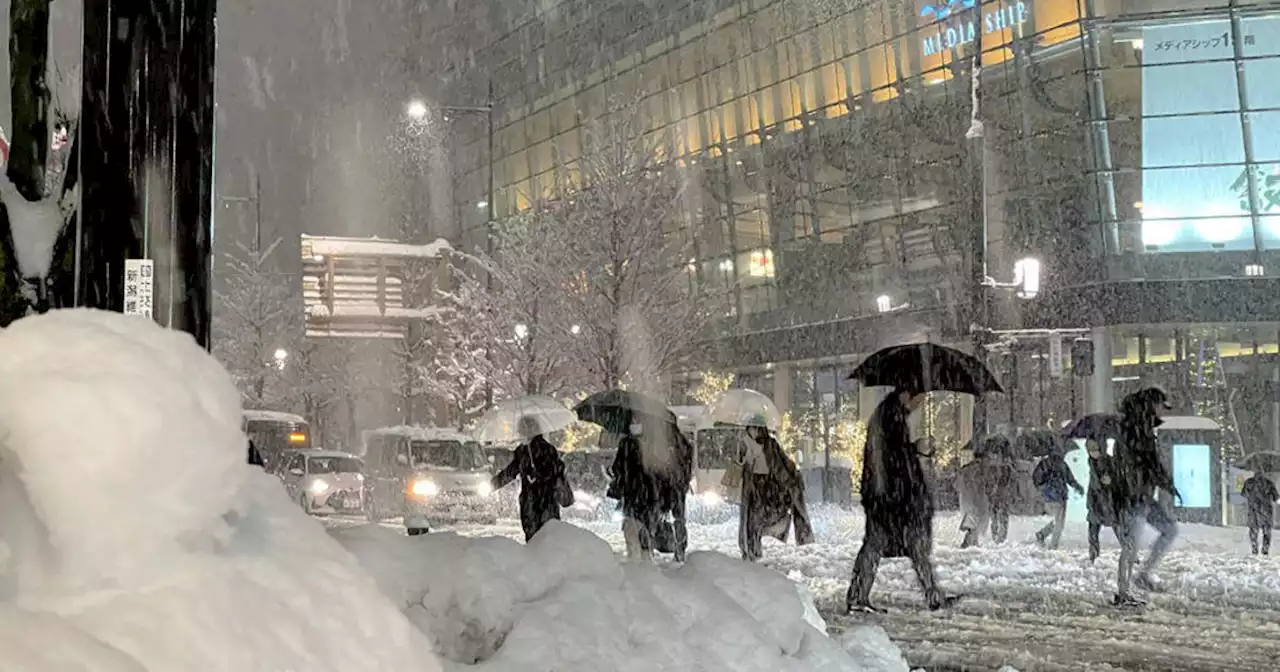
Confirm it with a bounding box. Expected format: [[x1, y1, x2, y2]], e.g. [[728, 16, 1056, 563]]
[[407, 85, 497, 406]]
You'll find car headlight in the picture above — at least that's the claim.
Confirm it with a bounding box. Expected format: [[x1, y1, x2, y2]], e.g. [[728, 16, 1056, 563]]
[[411, 479, 438, 497], [310, 480, 330, 495], [476, 481, 493, 498], [700, 490, 723, 506]]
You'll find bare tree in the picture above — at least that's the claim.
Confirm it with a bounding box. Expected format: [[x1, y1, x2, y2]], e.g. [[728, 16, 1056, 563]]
[[435, 216, 580, 404], [551, 104, 715, 393], [213, 237, 293, 407], [285, 338, 349, 446]]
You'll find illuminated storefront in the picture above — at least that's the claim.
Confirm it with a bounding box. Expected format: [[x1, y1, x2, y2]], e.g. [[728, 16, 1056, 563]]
[[444, 0, 1280, 454]]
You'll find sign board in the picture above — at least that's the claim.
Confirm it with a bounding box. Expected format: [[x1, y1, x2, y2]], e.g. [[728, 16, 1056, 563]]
[[919, 0, 1030, 56], [1048, 332, 1063, 378], [123, 259, 154, 318]]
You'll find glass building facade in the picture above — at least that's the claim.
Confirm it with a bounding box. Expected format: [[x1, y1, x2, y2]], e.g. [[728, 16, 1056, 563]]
[[440, 0, 1280, 456]]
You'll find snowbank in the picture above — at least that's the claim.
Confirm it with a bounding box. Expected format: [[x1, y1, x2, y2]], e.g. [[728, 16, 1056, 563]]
[[333, 521, 911, 672], [0, 309, 439, 670]]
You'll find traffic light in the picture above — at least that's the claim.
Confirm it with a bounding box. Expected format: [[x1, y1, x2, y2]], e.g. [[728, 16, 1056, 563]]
[[1072, 339, 1095, 377]]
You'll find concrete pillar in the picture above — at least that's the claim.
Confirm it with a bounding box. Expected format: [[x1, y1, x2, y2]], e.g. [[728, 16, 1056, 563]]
[[1271, 364, 1280, 453], [772, 365, 793, 414], [1087, 326, 1114, 413]]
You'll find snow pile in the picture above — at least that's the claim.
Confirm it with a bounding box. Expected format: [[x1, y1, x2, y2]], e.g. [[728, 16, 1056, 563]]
[[333, 521, 911, 672], [0, 309, 439, 671], [839, 626, 910, 672]]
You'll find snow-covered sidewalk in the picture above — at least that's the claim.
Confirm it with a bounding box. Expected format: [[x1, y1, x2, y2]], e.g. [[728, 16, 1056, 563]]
[[355, 506, 1280, 671]]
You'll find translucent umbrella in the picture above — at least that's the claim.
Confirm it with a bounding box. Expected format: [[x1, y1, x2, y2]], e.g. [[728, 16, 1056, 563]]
[[706, 388, 782, 432], [472, 395, 577, 444]]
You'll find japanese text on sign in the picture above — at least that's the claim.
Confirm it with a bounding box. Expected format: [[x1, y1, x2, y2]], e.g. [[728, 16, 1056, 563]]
[[1150, 31, 1255, 53], [123, 259, 155, 318]]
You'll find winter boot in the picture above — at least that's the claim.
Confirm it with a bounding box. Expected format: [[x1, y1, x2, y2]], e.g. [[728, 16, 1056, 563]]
[[928, 594, 964, 611], [1133, 573, 1166, 593], [845, 600, 886, 615], [1113, 592, 1146, 608]]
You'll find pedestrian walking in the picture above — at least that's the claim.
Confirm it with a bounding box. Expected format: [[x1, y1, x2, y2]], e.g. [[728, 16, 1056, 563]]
[[846, 388, 960, 613], [1242, 472, 1279, 555], [737, 424, 813, 562], [1110, 387, 1180, 606], [490, 417, 574, 542], [608, 420, 662, 561], [1085, 437, 1118, 563], [1033, 446, 1084, 550], [958, 435, 1013, 548]]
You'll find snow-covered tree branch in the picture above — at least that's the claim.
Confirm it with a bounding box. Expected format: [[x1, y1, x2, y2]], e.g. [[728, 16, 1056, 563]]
[[440, 98, 719, 401], [212, 237, 294, 407]]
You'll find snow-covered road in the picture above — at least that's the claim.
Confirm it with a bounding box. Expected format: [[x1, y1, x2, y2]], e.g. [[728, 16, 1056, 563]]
[[326, 507, 1280, 671]]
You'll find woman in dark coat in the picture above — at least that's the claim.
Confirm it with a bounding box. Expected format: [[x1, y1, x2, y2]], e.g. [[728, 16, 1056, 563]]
[[738, 425, 813, 562], [609, 420, 662, 560], [491, 418, 574, 542], [1085, 437, 1118, 563], [846, 388, 959, 613]]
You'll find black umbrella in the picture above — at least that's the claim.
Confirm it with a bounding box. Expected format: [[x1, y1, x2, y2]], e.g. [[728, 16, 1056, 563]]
[[574, 389, 677, 435], [1017, 429, 1063, 458], [847, 342, 1003, 396], [1062, 413, 1122, 441]]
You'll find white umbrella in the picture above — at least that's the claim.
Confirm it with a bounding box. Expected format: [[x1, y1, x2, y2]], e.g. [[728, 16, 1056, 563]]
[[472, 395, 577, 444], [706, 388, 783, 432]]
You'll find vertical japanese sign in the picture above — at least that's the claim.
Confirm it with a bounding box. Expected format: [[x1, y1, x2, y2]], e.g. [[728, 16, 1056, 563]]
[[1048, 332, 1063, 378], [123, 259, 155, 318]]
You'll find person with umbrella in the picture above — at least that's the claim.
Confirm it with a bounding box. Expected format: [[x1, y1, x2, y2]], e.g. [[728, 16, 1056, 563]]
[[608, 418, 663, 561], [1032, 443, 1084, 550], [577, 390, 684, 561], [957, 435, 1013, 548], [707, 389, 812, 562], [1063, 413, 1123, 563], [844, 343, 1000, 613], [490, 416, 574, 542], [736, 421, 813, 562], [1241, 471, 1279, 555], [1111, 386, 1180, 606]]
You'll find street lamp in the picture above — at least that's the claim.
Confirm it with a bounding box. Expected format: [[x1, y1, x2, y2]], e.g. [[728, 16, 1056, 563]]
[[273, 348, 289, 370], [406, 99, 428, 121], [570, 324, 581, 335], [876, 295, 893, 313], [1013, 257, 1041, 299], [982, 256, 1042, 300], [514, 323, 528, 339]]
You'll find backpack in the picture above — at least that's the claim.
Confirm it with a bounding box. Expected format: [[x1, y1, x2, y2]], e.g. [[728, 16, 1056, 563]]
[[1032, 459, 1051, 488]]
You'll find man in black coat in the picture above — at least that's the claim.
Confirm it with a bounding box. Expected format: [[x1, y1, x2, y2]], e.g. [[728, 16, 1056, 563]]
[[491, 418, 574, 542], [1242, 472, 1279, 555], [846, 388, 959, 613], [1111, 387, 1179, 605]]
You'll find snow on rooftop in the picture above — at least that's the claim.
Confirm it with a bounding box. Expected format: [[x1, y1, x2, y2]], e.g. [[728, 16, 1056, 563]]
[[306, 304, 445, 320], [301, 234, 453, 259], [366, 425, 475, 444], [0, 309, 440, 670], [243, 409, 307, 424], [1159, 415, 1222, 431]]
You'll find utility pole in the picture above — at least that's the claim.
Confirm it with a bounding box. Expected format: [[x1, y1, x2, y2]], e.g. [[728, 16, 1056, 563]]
[[967, 13, 991, 440]]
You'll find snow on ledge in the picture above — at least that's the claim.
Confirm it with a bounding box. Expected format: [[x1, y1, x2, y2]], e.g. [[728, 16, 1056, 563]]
[[302, 234, 453, 259]]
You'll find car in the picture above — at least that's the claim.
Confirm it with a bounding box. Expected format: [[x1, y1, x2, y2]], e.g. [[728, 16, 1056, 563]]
[[275, 450, 366, 515], [362, 426, 499, 531]]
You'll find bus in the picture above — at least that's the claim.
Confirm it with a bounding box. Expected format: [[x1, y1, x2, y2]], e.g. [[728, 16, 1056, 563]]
[[243, 410, 312, 470]]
